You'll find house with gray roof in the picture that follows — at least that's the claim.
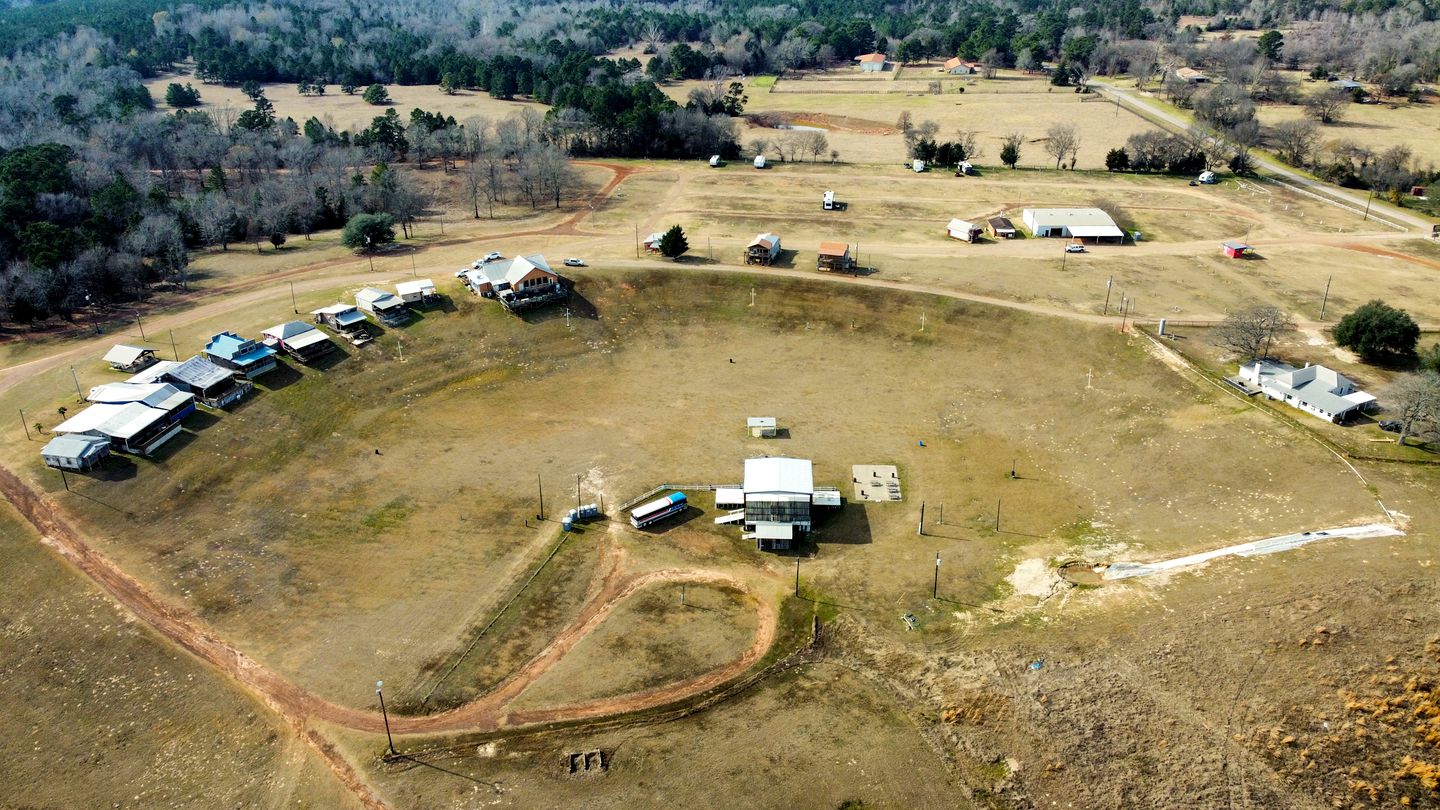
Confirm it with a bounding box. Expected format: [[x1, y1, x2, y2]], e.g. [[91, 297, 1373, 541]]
[[1239, 360, 1377, 423]]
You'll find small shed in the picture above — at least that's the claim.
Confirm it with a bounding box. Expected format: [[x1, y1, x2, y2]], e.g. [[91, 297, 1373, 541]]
[[747, 417, 777, 438], [1222, 240, 1251, 259], [855, 52, 888, 72], [988, 217, 1017, 238], [816, 242, 853, 272], [745, 233, 782, 266], [103, 344, 158, 373], [41, 433, 111, 471], [947, 218, 983, 242], [396, 278, 438, 306]]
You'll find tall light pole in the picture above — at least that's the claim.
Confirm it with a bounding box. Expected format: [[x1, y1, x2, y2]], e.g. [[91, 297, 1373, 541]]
[[376, 680, 396, 756], [1103, 277, 1113, 315]]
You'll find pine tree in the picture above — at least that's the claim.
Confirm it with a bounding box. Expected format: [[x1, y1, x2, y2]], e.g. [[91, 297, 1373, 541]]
[[658, 224, 689, 259]]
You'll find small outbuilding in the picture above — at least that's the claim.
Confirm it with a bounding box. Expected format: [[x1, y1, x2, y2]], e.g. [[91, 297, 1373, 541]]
[[942, 57, 982, 75], [854, 52, 888, 72], [161, 356, 251, 408], [262, 321, 336, 362], [988, 216, 1017, 238], [103, 344, 159, 373], [396, 278, 439, 307], [1175, 67, 1209, 84], [816, 242, 853, 272], [356, 287, 410, 326], [746, 233, 782, 266], [1222, 240, 1252, 259], [41, 433, 111, 471], [643, 232, 665, 252], [947, 218, 983, 243], [747, 417, 777, 438]]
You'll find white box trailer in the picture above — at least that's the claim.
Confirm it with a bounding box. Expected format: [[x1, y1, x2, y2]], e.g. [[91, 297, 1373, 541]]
[[753, 155, 766, 169], [912, 159, 926, 173]]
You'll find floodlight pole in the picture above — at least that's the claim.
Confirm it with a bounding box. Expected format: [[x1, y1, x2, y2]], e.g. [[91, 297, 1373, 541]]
[[375, 680, 396, 756], [933, 552, 940, 598], [1103, 277, 1113, 315]]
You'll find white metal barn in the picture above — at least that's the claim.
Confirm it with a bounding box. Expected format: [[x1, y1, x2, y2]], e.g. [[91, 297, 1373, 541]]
[[1021, 208, 1125, 243], [721, 457, 842, 551]]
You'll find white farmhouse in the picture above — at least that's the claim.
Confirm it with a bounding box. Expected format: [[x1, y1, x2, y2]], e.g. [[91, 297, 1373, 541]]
[[1239, 360, 1377, 423]]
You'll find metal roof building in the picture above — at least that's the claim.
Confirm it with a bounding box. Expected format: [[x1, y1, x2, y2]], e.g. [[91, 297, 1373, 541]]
[[1021, 208, 1126, 242], [41, 433, 112, 471], [204, 331, 279, 379], [103, 344, 158, 372]]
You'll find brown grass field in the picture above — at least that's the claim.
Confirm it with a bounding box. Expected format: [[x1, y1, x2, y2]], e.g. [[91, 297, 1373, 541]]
[[3, 74, 1440, 808]]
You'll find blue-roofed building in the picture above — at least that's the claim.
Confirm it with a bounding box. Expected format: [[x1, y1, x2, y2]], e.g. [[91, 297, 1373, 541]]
[[203, 331, 279, 379]]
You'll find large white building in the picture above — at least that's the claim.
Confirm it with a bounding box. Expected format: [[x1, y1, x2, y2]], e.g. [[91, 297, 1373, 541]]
[[715, 457, 841, 552], [1239, 360, 1377, 423], [1021, 208, 1126, 243]]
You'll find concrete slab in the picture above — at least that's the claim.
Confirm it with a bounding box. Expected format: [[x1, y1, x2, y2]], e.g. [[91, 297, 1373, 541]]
[[852, 464, 901, 502]]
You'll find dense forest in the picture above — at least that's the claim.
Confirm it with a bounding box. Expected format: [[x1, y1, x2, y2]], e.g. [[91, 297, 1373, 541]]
[[0, 0, 1437, 326]]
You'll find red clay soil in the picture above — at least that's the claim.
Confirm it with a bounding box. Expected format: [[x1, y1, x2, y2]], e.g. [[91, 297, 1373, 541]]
[[0, 461, 775, 805], [1339, 242, 1440, 272]]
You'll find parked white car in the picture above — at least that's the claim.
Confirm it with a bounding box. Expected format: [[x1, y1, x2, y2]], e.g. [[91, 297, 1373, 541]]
[[563, 258, 586, 267], [484, 251, 503, 262], [1065, 243, 1086, 253]]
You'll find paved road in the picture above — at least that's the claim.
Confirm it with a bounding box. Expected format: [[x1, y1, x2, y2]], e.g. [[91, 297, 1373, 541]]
[[1091, 83, 1436, 233]]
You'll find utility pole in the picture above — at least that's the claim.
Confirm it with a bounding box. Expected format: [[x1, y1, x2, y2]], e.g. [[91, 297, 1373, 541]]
[[20, 408, 32, 441], [1363, 188, 1374, 222], [995, 497, 1002, 532], [634, 224, 639, 258], [69, 366, 83, 401], [169, 329, 180, 361], [375, 680, 396, 756], [1061, 244, 1068, 272], [1103, 277, 1113, 315], [537, 474, 545, 520], [1120, 299, 1130, 332], [1319, 274, 1333, 321], [681, 583, 686, 606], [917, 501, 925, 536], [576, 473, 581, 509], [136, 311, 146, 340], [937, 503, 943, 525], [59, 468, 70, 491], [794, 558, 800, 597], [933, 552, 940, 598], [409, 249, 418, 277], [290, 281, 299, 313]]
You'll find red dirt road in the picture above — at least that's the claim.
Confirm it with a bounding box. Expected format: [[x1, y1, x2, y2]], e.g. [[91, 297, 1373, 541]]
[[0, 460, 776, 807]]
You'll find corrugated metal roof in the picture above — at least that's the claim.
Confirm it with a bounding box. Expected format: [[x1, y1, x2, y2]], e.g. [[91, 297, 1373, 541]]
[[744, 457, 814, 494], [42, 433, 110, 460], [396, 279, 436, 296], [263, 321, 316, 341], [103, 344, 152, 364], [818, 242, 849, 256], [169, 356, 233, 389]]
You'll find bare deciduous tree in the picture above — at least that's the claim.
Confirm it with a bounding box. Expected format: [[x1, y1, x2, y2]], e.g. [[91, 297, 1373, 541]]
[[1044, 123, 1079, 169], [1387, 372, 1440, 446], [1271, 119, 1320, 166], [1212, 305, 1293, 361]]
